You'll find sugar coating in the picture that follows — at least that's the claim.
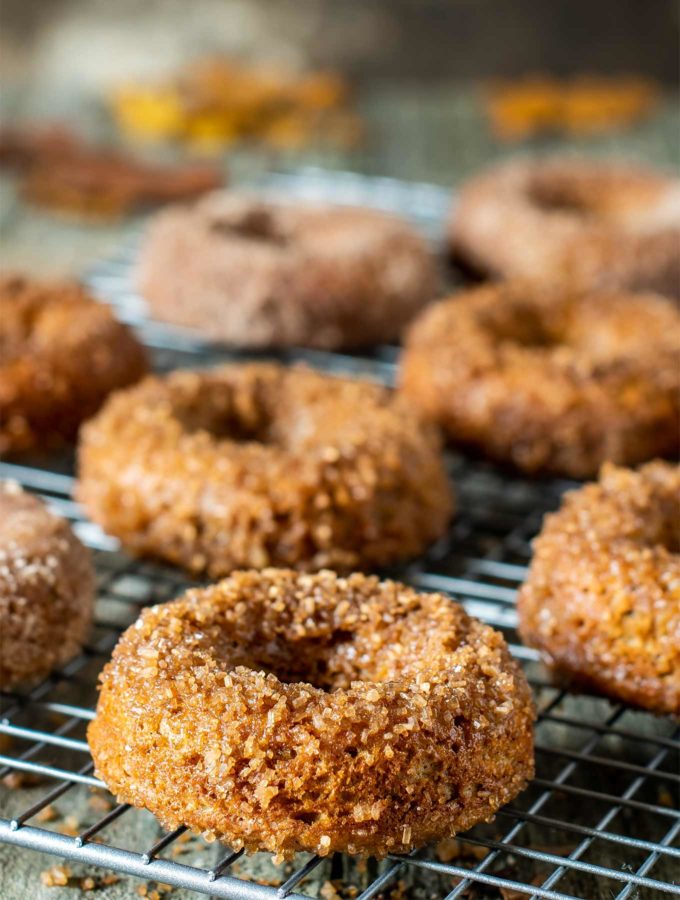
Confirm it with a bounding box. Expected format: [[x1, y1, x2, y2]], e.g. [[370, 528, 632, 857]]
[[0, 274, 148, 454], [450, 157, 680, 299], [77, 363, 453, 575], [0, 481, 95, 688], [88, 569, 535, 858], [518, 461, 680, 716], [136, 192, 440, 349], [400, 282, 679, 477]]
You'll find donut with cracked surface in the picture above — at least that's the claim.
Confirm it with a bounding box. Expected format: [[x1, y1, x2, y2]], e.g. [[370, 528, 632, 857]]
[[77, 363, 453, 575], [449, 157, 680, 298], [518, 462, 680, 716], [400, 282, 679, 478], [0, 481, 94, 689], [0, 274, 148, 454], [88, 569, 535, 858], [136, 191, 440, 348]]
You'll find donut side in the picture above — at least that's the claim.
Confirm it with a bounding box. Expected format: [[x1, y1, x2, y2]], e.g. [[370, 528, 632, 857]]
[[518, 462, 680, 716], [0, 276, 148, 454], [89, 570, 534, 858], [0, 481, 95, 689]]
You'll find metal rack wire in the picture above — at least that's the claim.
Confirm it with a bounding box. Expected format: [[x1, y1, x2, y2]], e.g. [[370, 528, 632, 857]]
[[1, 171, 679, 899]]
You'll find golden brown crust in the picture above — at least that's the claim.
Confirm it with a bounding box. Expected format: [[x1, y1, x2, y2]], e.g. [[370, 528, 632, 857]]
[[518, 462, 680, 716], [0, 481, 94, 689], [89, 569, 535, 858], [450, 157, 680, 299], [0, 275, 148, 454], [400, 282, 679, 477], [77, 363, 453, 575], [136, 192, 440, 349]]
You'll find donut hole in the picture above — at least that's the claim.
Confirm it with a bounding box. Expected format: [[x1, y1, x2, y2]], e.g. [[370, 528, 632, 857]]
[[231, 628, 364, 692], [195, 587, 455, 694], [170, 377, 279, 445], [527, 179, 596, 218], [210, 206, 289, 246], [480, 305, 561, 350]]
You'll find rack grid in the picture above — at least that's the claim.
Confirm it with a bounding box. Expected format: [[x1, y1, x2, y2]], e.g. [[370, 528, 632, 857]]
[[1, 171, 678, 900]]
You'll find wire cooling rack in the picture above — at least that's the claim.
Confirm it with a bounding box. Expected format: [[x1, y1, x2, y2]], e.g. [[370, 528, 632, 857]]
[[1, 170, 679, 900]]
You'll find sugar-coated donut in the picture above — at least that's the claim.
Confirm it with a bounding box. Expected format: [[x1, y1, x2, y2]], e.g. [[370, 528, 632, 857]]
[[0, 275, 148, 454], [136, 192, 440, 348], [0, 481, 94, 689], [89, 569, 535, 858], [400, 282, 679, 477], [450, 157, 680, 298], [518, 462, 679, 716], [77, 363, 453, 575]]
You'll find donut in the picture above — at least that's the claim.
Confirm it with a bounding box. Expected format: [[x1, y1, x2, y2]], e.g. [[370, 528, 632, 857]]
[[77, 363, 453, 575], [88, 569, 535, 858], [0, 481, 94, 689], [450, 157, 680, 299], [0, 275, 148, 454], [518, 462, 680, 716], [136, 191, 440, 349], [400, 282, 680, 478]]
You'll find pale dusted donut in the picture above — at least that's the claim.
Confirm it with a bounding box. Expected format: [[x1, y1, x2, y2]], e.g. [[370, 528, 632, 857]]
[[77, 363, 453, 575], [136, 191, 440, 349], [89, 569, 535, 858], [0, 275, 148, 454], [400, 282, 679, 478], [518, 462, 680, 716], [0, 481, 94, 689], [450, 157, 680, 298]]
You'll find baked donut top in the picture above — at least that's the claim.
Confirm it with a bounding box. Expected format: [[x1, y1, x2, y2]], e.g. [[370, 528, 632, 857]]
[[553, 461, 679, 553], [167, 190, 427, 257], [0, 274, 125, 363], [86, 362, 442, 463], [476, 157, 680, 234], [404, 282, 679, 378], [103, 568, 524, 703]]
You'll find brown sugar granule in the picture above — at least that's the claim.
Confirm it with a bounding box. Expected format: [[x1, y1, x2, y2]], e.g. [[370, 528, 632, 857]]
[[88, 569, 534, 859], [36, 804, 58, 823], [0, 481, 94, 689], [136, 191, 439, 350], [58, 815, 80, 837], [400, 282, 679, 478], [87, 791, 113, 813], [41, 864, 71, 887], [0, 274, 148, 454], [449, 156, 680, 300], [519, 461, 680, 715], [78, 363, 453, 575]]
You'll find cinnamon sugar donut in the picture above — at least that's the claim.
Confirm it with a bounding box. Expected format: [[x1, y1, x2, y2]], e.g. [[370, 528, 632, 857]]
[[0, 275, 148, 454], [518, 462, 680, 716], [77, 363, 453, 575], [400, 282, 679, 478], [89, 569, 535, 858], [450, 157, 680, 298], [0, 481, 94, 689], [136, 191, 439, 348]]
